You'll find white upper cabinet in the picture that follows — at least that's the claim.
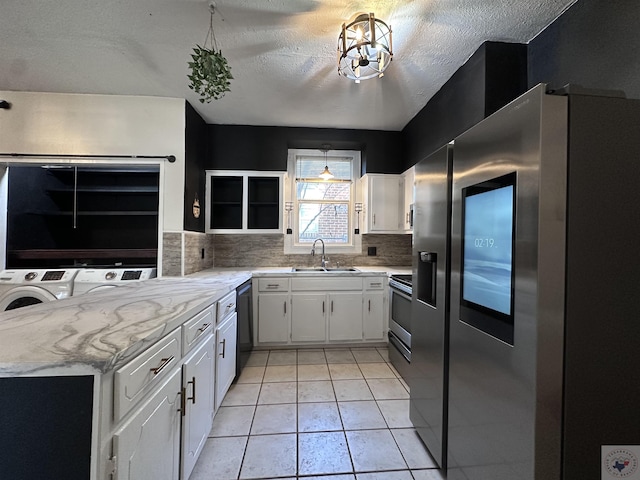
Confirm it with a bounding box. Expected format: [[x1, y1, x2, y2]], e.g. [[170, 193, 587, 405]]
[[205, 170, 284, 234], [360, 173, 402, 233]]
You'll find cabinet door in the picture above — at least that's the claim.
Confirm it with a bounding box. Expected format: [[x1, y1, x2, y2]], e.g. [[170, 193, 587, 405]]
[[402, 167, 415, 231], [113, 367, 181, 480], [365, 175, 401, 232], [215, 313, 238, 410], [291, 293, 326, 342], [363, 292, 385, 340], [328, 292, 363, 341], [181, 335, 215, 480], [258, 294, 290, 343]]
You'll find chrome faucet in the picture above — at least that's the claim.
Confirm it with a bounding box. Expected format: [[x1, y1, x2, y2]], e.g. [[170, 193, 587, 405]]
[[311, 238, 326, 268]]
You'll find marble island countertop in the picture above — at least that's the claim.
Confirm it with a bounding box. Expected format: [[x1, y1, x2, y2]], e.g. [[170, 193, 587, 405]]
[[0, 266, 409, 377], [0, 271, 250, 377]]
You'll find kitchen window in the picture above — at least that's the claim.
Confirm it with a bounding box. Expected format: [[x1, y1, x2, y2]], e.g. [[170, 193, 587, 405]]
[[285, 149, 361, 255]]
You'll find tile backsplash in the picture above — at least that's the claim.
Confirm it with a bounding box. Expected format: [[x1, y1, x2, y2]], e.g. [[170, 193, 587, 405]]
[[162, 231, 214, 276], [211, 234, 412, 268]]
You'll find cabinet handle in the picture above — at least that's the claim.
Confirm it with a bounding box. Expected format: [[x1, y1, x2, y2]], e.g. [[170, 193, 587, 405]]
[[197, 322, 211, 335], [187, 376, 196, 405], [370, 282, 382, 288], [149, 355, 174, 376], [331, 300, 334, 314], [179, 387, 187, 416], [219, 338, 226, 358], [406, 212, 409, 223], [368, 299, 371, 312], [373, 213, 376, 225], [323, 301, 325, 314], [267, 284, 279, 289], [284, 301, 287, 315]]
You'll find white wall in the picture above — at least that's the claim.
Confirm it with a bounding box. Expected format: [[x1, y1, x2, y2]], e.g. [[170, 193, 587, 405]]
[[0, 91, 185, 231]]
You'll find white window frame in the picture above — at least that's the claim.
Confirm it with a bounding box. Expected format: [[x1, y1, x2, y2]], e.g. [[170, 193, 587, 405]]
[[284, 149, 362, 255]]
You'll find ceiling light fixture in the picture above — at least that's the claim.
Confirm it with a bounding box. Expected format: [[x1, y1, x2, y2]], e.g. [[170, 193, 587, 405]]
[[319, 144, 334, 180], [338, 12, 393, 83]]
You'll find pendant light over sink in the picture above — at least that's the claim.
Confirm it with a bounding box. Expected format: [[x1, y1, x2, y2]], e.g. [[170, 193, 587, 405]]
[[319, 144, 334, 180], [338, 12, 393, 83]]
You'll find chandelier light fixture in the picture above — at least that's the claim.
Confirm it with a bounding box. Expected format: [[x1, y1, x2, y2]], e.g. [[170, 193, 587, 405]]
[[337, 12, 393, 83]]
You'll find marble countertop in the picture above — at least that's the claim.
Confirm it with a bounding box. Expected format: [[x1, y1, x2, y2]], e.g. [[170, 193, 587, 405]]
[[0, 266, 409, 377], [0, 272, 250, 377], [190, 265, 412, 277]]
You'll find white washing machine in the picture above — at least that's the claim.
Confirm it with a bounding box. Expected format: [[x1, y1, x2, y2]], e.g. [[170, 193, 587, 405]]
[[0, 269, 79, 311], [72, 268, 157, 295]]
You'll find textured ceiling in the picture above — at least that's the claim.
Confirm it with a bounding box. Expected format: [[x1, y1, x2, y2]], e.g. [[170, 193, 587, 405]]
[[0, 0, 577, 131]]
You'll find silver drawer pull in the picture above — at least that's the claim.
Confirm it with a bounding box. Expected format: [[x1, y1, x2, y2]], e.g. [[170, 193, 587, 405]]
[[266, 284, 280, 289], [219, 338, 226, 358], [150, 355, 174, 376], [227, 303, 234, 309], [370, 283, 382, 288], [187, 376, 196, 404], [197, 322, 211, 334]]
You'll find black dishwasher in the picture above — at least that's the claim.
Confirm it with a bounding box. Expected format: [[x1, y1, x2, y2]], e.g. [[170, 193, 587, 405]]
[[235, 279, 254, 377]]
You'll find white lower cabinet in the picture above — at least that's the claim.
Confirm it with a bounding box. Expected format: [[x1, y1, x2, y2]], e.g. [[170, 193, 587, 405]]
[[181, 334, 215, 480], [215, 312, 237, 410], [257, 293, 290, 343], [328, 292, 364, 341], [363, 292, 385, 340], [113, 367, 182, 480], [254, 275, 388, 347], [291, 293, 326, 342]]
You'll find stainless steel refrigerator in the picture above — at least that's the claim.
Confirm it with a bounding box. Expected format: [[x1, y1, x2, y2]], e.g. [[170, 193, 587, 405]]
[[411, 84, 640, 480], [410, 143, 453, 470]]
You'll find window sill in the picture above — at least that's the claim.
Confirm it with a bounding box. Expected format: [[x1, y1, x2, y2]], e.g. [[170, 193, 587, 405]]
[[283, 235, 362, 255]]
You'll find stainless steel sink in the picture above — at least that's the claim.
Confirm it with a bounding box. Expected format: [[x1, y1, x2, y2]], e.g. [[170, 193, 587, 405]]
[[291, 267, 359, 272]]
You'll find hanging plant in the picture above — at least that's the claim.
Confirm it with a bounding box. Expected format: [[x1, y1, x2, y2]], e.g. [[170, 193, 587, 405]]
[[187, 4, 233, 103]]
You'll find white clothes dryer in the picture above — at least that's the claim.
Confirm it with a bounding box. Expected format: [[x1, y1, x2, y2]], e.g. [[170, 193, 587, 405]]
[[0, 269, 79, 311], [72, 268, 157, 295]]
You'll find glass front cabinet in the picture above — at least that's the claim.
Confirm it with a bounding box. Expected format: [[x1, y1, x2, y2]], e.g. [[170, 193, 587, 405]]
[[205, 170, 284, 233]]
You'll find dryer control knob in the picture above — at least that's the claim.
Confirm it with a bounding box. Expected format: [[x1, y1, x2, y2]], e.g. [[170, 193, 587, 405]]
[[105, 271, 117, 280], [24, 272, 38, 281]]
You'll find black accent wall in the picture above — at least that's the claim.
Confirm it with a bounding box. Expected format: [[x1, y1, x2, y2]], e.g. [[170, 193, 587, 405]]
[[206, 125, 403, 174], [402, 41, 528, 171], [184, 102, 208, 233], [528, 0, 640, 99], [204, 42, 527, 177], [0, 376, 94, 480]]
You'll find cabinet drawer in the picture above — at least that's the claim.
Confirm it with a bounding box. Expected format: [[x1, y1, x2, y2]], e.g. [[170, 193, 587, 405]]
[[364, 277, 386, 290], [217, 290, 237, 323], [291, 276, 363, 291], [114, 328, 182, 421], [257, 278, 290, 292], [182, 305, 215, 353]]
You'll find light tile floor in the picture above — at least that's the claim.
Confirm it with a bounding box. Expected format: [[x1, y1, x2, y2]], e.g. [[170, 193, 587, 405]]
[[191, 347, 446, 480]]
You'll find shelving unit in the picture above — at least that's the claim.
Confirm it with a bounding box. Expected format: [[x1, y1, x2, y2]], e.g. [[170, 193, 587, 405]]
[[248, 177, 280, 230], [206, 170, 283, 234], [6, 165, 160, 268]]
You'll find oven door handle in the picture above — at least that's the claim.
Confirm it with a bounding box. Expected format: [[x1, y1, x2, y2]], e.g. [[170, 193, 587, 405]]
[[390, 285, 412, 301]]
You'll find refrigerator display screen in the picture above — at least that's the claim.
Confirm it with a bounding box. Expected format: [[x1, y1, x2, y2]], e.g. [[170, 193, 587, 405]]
[[460, 172, 516, 344]]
